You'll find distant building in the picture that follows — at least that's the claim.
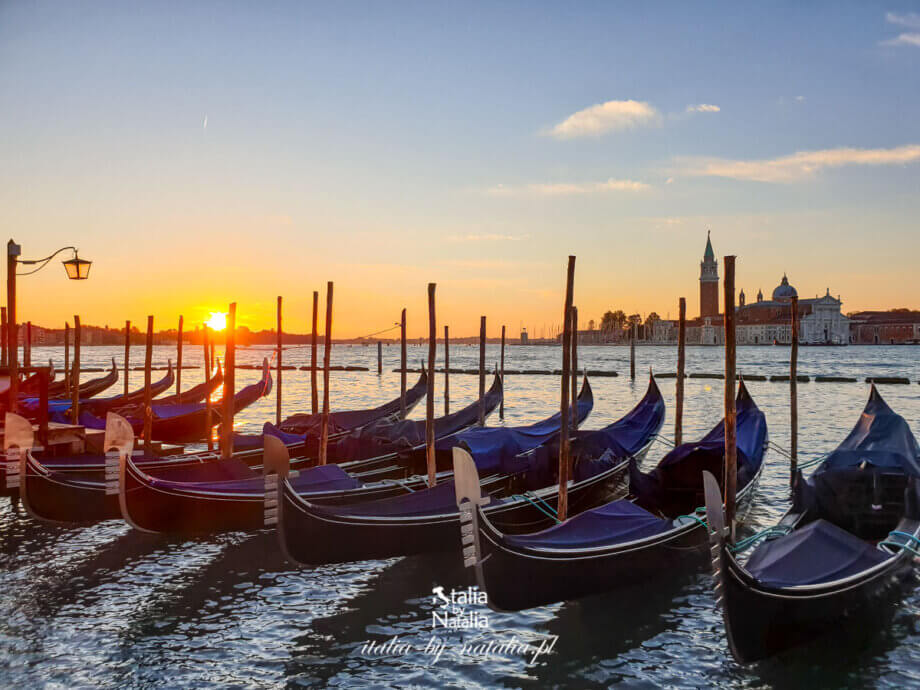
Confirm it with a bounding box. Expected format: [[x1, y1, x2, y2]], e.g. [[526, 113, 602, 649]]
[[848, 311, 920, 344], [652, 235, 850, 345]]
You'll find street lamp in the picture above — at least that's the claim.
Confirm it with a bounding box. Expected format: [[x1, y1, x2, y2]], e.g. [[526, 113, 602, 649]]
[[6, 239, 93, 411]]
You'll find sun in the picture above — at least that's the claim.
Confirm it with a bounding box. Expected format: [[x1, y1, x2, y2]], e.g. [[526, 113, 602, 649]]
[[206, 312, 227, 331]]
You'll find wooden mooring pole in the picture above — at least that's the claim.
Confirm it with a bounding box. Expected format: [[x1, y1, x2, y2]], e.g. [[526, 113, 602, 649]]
[[426, 283, 437, 487], [478, 316, 486, 425], [221, 304, 236, 460], [377, 341, 382, 376], [176, 315, 184, 397], [630, 323, 636, 380], [143, 315, 153, 453], [311, 290, 319, 415], [276, 296, 282, 425], [203, 324, 213, 451], [24, 321, 31, 368], [123, 320, 130, 396], [570, 307, 578, 430], [444, 325, 450, 415], [0, 307, 6, 367], [558, 256, 576, 522], [500, 324, 506, 419], [790, 295, 799, 486], [723, 256, 738, 539], [675, 297, 686, 446], [319, 283, 333, 465], [400, 308, 407, 416], [64, 321, 70, 390], [71, 316, 81, 424]]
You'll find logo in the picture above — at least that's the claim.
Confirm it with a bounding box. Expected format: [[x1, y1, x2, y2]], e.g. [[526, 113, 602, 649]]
[[431, 585, 489, 629]]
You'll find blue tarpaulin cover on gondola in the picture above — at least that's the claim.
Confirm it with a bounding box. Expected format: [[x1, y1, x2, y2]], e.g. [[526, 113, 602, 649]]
[[745, 519, 889, 587], [814, 387, 920, 477], [280, 370, 428, 436], [233, 422, 305, 451], [504, 499, 672, 550], [146, 461, 362, 495], [445, 379, 593, 473], [629, 381, 767, 517]]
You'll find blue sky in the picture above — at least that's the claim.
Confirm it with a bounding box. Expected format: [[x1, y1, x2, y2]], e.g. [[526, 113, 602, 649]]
[[1, 2, 918, 335]]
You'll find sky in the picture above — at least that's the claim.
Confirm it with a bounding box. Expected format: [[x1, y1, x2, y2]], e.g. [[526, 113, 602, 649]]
[[1, 1, 919, 337]]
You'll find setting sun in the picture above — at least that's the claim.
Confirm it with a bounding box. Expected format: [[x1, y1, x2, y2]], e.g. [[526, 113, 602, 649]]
[[206, 311, 227, 331]]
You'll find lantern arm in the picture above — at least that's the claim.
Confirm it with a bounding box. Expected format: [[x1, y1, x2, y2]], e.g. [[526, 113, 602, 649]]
[[16, 246, 80, 276]]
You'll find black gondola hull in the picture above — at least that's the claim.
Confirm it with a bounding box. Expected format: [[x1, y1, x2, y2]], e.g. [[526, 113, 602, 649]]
[[718, 535, 918, 663]]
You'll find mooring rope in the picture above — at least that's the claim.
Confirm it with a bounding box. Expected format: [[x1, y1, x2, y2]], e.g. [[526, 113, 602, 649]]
[[729, 525, 793, 553], [511, 492, 561, 523], [880, 530, 920, 558]]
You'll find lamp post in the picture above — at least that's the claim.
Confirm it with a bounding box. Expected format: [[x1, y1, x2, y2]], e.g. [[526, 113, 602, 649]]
[[7, 240, 92, 412]]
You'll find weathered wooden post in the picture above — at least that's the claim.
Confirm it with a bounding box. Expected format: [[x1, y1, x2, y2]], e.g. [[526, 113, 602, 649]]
[[675, 297, 686, 446], [143, 315, 154, 453], [630, 323, 636, 380], [443, 325, 450, 415], [319, 283, 333, 465], [221, 304, 237, 459], [123, 320, 130, 395], [209, 340, 215, 377], [558, 256, 576, 522], [723, 256, 738, 539], [0, 306, 6, 367], [7, 241, 18, 413], [790, 295, 799, 486], [176, 315, 184, 397], [400, 308, 407, 417], [479, 316, 486, 425], [203, 324, 213, 451], [64, 321, 70, 390], [500, 324, 506, 419], [24, 321, 31, 368], [570, 307, 578, 429], [71, 316, 81, 424], [426, 283, 437, 487], [377, 341, 382, 376], [311, 290, 319, 414], [276, 296, 282, 425]]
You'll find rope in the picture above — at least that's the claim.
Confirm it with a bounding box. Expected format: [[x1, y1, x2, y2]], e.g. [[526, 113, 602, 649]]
[[511, 492, 561, 523], [880, 539, 920, 558], [655, 434, 676, 448], [767, 441, 829, 471], [729, 525, 793, 553]]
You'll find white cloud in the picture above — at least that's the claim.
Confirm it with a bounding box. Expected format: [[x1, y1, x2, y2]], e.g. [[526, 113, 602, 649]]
[[795, 95, 806, 102], [548, 100, 660, 139], [686, 103, 721, 113], [674, 144, 920, 183], [487, 178, 651, 196], [886, 11, 920, 28], [882, 32, 920, 47]]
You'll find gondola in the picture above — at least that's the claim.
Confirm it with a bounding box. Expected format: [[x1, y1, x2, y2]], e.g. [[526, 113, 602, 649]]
[[457, 379, 767, 611], [148, 361, 223, 406], [276, 375, 664, 566], [279, 368, 428, 435], [704, 385, 920, 663], [75, 359, 272, 443], [0, 365, 412, 494], [13, 374, 499, 528], [49, 359, 119, 399], [27, 362, 176, 417], [17, 362, 56, 397]]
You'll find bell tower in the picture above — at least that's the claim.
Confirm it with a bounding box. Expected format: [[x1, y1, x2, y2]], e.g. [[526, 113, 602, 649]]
[[699, 231, 719, 318]]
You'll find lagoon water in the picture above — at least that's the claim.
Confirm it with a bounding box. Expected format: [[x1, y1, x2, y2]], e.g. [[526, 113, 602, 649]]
[[3, 344, 920, 688]]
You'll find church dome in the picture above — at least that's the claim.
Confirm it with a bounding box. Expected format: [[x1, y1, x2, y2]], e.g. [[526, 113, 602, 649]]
[[772, 274, 798, 302]]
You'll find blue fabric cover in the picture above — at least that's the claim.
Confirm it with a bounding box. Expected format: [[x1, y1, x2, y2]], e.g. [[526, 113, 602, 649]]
[[629, 381, 767, 516], [746, 519, 889, 587], [233, 423, 306, 451], [289, 464, 362, 493], [145, 460, 361, 495], [814, 387, 920, 477], [503, 499, 672, 550], [446, 380, 593, 473], [280, 370, 428, 436], [314, 480, 460, 518], [147, 458, 259, 484]]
